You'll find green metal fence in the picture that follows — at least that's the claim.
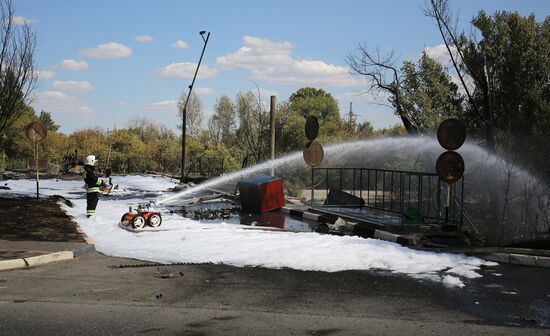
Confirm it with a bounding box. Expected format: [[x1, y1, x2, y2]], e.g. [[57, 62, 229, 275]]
[[311, 167, 464, 226]]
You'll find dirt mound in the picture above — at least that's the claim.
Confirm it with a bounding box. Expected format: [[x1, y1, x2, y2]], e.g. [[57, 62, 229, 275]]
[[0, 196, 85, 242]]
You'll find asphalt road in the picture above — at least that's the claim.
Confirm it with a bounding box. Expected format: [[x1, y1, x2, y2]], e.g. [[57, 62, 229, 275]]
[[0, 252, 549, 335]]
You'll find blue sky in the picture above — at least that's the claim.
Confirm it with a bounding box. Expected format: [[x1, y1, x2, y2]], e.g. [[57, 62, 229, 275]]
[[15, 0, 550, 133]]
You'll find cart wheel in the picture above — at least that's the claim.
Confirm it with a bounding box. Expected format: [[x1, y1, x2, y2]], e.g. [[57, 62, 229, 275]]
[[147, 213, 162, 227], [120, 214, 129, 226], [132, 214, 146, 229]]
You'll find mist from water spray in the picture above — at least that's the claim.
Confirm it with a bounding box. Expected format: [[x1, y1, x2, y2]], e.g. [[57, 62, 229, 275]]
[[158, 151, 304, 204], [159, 136, 527, 202], [158, 136, 549, 244]]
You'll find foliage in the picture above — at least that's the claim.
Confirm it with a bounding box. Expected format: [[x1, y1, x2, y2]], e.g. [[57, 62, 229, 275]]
[[235, 91, 270, 164], [356, 121, 374, 139], [397, 52, 464, 132], [208, 95, 236, 145], [372, 124, 407, 137], [39, 111, 59, 132], [177, 91, 203, 136], [274, 101, 306, 154], [1, 105, 37, 168], [289, 87, 340, 121], [0, 0, 37, 139], [461, 11, 550, 164]]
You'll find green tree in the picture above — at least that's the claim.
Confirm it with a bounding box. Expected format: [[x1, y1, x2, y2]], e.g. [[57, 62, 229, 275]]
[[462, 11, 550, 150], [128, 117, 160, 143], [0, 0, 37, 139], [177, 91, 203, 136], [235, 91, 269, 164], [274, 101, 306, 154], [397, 52, 464, 132], [357, 121, 374, 139], [289, 87, 340, 120], [287, 87, 350, 143], [108, 129, 146, 173], [39, 110, 60, 132], [346, 47, 420, 134], [373, 124, 407, 137], [1, 104, 37, 168], [208, 95, 236, 145]]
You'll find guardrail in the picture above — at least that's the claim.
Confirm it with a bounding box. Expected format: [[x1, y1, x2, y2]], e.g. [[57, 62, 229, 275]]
[[310, 167, 464, 226]]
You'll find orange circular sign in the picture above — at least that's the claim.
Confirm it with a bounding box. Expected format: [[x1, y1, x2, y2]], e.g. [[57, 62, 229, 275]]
[[436, 151, 465, 183], [25, 121, 48, 143], [303, 140, 324, 167]]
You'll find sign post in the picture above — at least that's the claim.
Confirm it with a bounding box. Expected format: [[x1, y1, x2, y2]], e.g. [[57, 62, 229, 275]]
[[24, 121, 48, 199], [435, 118, 466, 224], [303, 116, 323, 207]]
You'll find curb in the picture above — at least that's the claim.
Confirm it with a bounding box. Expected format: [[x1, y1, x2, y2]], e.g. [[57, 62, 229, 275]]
[[477, 252, 550, 268], [0, 244, 96, 272], [280, 206, 413, 245]]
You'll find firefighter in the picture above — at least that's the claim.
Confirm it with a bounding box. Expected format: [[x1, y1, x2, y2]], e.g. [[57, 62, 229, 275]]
[[83, 155, 104, 218]]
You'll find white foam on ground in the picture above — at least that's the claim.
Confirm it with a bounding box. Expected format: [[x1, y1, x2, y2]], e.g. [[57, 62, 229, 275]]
[[1, 176, 497, 287]]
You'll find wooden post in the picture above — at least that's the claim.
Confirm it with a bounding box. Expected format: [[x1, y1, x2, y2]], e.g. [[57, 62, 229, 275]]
[[270, 95, 276, 176], [35, 142, 39, 199]]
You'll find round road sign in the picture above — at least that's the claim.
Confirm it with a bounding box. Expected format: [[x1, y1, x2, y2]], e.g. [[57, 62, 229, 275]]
[[24, 121, 48, 143], [436, 151, 465, 184], [303, 140, 324, 167], [304, 115, 320, 141], [437, 118, 466, 151]]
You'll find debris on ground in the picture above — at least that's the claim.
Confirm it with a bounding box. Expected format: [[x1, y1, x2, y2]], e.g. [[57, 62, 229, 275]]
[[154, 267, 184, 278], [183, 207, 240, 221]]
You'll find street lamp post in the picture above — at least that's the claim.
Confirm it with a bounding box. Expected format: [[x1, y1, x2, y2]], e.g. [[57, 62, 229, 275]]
[[181, 30, 211, 183]]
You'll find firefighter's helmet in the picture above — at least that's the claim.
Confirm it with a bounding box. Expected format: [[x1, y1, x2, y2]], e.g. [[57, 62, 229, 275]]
[[85, 155, 97, 166]]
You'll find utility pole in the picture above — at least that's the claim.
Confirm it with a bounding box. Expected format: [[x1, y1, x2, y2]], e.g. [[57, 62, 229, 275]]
[[180, 31, 211, 183], [348, 102, 356, 124], [269, 95, 276, 176]]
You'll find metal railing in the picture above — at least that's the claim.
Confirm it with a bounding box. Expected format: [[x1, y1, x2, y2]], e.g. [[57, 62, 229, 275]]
[[311, 167, 464, 226]]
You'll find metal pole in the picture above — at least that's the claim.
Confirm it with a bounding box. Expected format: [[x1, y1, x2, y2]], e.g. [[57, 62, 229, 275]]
[[181, 31, 211, 183], [35, 142, 39, 199], [460, 176, 465, 228], [445, 183, 451, 223], [311, 168, 314, 207], [270, 95, 276, 176]]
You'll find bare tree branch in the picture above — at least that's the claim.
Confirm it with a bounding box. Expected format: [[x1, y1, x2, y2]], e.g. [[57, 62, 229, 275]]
[[346, 44, 418, 134], [424, 0, 494, 149], [0, 0, 37, 137]]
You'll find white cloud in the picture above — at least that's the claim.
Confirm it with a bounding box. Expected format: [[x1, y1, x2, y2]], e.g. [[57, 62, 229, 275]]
[[12, 16, 38, 25], [423, 44, 458, 66], [34, 91, 94, 116], [80, 42, 132, 59], [171, 40, 189, 49], [51, 80, 93, 92], [194, 87, 214, 96], [158, 62, 218, 80], [60, 59, 89, 71], [117, 101, 128, 106], [217, 35, 360, 87], [140, 100, 178, 114], [135, 35, 154, 43], [36, 70, 54, 80]]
